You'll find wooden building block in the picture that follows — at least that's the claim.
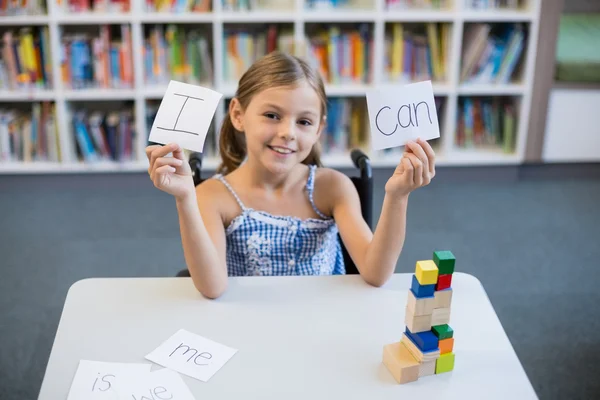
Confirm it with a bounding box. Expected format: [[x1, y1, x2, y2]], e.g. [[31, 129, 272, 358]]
[[411, 275, 435, 298], [405, 328, 439, 352], [418, 359, 437, 377], [415, 260, 439, 285], [401, 333, 440, 363], [431, 307, 451, 326], [439, 338, 454, 354], [407, 289, 435, 317], [435, 352, 455, 374], [433, 250, 455, 275], [436, 274, 453, 290], [382, 341, 420, 384], [405, 306, 433, 333], [434, 288, 453, 309], [432, 324, 454, 340]]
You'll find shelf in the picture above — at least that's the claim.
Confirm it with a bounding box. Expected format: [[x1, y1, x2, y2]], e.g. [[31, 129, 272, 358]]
[[64, 89, 136, 101], [141, 12, 214, 23], [0, 161, 148, 174], [460, 10, 534, 22], [458, 83, 525, 95], [384, 10, 455, 22], [444, 148, 520, 165], [0, 90, 56, 101], [303, 10, 377, 22], [220, 11, 296, 23], [220, 83, 452, 97], [56, 13, 132, 24], [0, 14, 49, 25]]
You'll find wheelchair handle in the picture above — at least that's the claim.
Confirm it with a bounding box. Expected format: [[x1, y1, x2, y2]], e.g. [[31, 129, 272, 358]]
[[350, 149, 372, 180]]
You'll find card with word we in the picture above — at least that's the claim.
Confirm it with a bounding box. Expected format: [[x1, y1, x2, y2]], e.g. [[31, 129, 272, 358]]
[[149, 80, 223, 152], [366, 80, 440, 150]]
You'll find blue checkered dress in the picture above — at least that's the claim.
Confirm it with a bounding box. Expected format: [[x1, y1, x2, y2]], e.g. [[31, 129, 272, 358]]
[[213, 165, 345, 276]]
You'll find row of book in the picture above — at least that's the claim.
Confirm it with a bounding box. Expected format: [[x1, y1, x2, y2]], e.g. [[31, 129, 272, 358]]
[[456, 96, 516, 152], [223, 25, 294, 84], [464, 0, 524, 9], [144, 25, 213, 86], [386, 0, 450, 9], [460, 22, 525, 84], [0, 0, 45, 15], [61, 25, 134, 89], [0, 102, 60, 162], [384, 23, 451, 83], [222, 0, 288, 11], [0, 28, 53, 91], [61, 0, 130, 13], [307, 24, 374, 85], [71, 108, 136, 162], [146, 0, 210, 13]]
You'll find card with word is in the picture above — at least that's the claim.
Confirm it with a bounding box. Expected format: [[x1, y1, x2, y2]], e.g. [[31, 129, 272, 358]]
[[145, 329, 238, 382], [366, 80, 440, 150], [149, 80, 223, 152], [117, 368, 195, 400], [66, 360, 152, 400]]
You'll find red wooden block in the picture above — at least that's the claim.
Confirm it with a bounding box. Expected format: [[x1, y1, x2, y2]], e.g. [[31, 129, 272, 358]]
[[436, 274, 452, 290]]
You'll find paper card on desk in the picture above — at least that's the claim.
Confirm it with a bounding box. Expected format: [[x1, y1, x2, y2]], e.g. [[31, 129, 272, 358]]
[[145, 329, 238, 382], [366, 80, 440, 150], [148, 80, 223, 152], [66, 360, 152, 400], [117, 368, 196, 400]]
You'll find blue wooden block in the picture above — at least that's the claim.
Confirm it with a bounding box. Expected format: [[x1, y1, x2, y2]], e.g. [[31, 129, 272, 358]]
[[405, 327, 439, 352], [411, 274, 435, 298]]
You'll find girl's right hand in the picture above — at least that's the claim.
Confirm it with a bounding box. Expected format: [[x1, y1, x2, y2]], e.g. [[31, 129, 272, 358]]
[[146, 143, 195, 200]]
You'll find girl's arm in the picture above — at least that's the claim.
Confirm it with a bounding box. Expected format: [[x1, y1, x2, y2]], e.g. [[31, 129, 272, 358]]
[[176, 181, 229, 299], [332, 138, 436, 286]]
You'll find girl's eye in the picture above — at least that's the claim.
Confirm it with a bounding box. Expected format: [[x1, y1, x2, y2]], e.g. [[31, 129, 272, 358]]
[[298, 119, 312, 126], [264, 112, 279, 120]]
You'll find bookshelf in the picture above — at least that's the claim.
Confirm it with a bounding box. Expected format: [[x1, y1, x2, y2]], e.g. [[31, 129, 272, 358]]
[[0, 0, 541, 174]]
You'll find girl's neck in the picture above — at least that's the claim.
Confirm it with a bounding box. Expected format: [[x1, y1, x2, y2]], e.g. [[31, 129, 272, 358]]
[[237, 159, 304, 192]]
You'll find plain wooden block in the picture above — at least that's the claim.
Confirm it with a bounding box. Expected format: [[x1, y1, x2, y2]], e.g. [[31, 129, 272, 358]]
[[433, 250, 456, 275], [439, 338, 454, 354], [382, 341, 421, 384], [406, 289, 435, 317], [431, 307, 451, 326], [405, 306, 433, 333], [418, 359, 437, 377], [435, 352, 455, 374], [436, 273, 453, 291], [415, 260, 439, 285], [434, 288, 453, 309], [401, 333, 440, 363]]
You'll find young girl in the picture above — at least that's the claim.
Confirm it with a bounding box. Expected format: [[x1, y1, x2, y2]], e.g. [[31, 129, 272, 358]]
[[146, 51, 436, 299]]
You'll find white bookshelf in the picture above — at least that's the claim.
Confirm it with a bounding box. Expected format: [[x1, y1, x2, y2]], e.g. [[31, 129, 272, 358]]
[[0, 0, 541, 174]]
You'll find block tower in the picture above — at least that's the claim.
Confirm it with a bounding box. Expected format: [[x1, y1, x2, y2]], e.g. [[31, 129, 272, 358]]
[[382, 250, 456, 384]]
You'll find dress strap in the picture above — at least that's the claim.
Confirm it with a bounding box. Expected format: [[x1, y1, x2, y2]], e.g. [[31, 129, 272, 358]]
[[213, 174, 247, 211], [306, 165, 330, 220]]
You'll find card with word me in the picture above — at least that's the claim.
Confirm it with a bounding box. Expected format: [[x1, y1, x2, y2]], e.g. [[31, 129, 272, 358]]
[[366, 80, 440, 150], [149, 80, 223, 152]]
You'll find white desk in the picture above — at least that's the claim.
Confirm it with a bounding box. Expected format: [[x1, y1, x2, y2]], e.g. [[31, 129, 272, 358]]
[[38, 273, 538, 399]]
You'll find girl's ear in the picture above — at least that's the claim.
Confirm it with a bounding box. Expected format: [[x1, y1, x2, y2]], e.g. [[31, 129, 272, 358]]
[[229, 97, 245, 132]]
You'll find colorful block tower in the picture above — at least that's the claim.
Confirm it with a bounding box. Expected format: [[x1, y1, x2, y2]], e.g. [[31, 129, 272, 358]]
[[382, 250, 456, 384]]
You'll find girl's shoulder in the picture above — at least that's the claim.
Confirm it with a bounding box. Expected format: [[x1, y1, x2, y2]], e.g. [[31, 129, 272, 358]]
[[195, 174, 243, 223], [312, 165, 358, 214]]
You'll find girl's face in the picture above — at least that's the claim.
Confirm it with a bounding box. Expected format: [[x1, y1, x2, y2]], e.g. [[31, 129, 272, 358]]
[[229, 82, 324, 175]]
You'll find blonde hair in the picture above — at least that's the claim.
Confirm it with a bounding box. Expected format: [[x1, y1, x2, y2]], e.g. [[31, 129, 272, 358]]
[[217, 51, 326, 175]]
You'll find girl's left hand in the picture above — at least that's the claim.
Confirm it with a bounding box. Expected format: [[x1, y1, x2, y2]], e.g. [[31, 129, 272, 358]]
[[385, 138, 436, 198]]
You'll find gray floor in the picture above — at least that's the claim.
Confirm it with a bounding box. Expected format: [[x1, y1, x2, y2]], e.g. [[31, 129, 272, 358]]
[[1, 167, 599, 399]]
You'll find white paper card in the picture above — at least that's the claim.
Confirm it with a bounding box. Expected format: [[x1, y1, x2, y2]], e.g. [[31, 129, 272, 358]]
[[145, 329, 238, 382], [366, 80, 440, 150], [66, 360, 152, 400], [148, 80, 223, 152], [117, 368, 196, 400]]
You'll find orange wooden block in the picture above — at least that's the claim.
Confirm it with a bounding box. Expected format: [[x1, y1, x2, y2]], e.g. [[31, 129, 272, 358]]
[[439, 337, 454, 354]]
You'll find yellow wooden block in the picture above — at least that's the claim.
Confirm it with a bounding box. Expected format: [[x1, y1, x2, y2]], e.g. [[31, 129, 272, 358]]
[[415, 260, 439, 285], [405, 306, 433, 333], [382, 341, 420, 384]]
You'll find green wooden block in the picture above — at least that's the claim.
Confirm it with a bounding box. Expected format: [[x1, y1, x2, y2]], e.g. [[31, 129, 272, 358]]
[[432, 324, 454, 340], [435, 352, 455, 374], [433, 251, 455, 275]]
